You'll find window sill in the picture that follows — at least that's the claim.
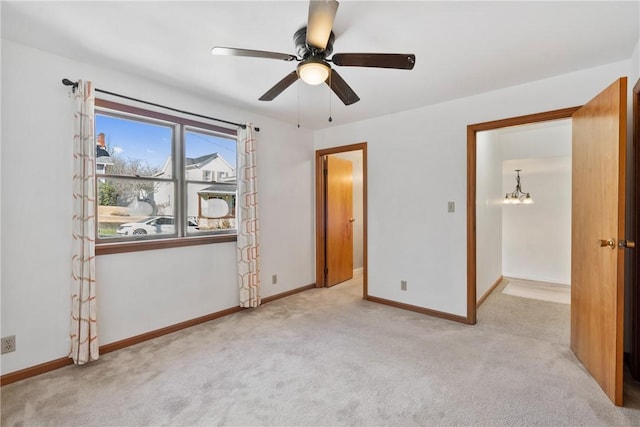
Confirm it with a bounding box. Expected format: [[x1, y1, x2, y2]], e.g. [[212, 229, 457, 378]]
[[96, 234, 237, 255]]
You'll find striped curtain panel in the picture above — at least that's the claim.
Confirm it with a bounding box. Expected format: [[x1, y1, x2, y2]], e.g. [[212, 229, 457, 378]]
[[237, 125, 261, 308], [70, 80, 99, 364]]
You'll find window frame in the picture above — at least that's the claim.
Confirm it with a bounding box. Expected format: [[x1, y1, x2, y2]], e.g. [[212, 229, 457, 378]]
[[94, 99, 238, 255]]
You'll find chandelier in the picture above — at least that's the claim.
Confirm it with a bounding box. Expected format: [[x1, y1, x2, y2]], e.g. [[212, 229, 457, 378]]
[[503, 169, 534, 205]]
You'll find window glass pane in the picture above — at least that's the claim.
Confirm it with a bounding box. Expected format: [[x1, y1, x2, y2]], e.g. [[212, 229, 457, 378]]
[[98, 178, 175, 239], [94, 102, 238, 246], [187, 183, 236, 234], [95, 114, 173, 178], [184, 130, 236, 182], [185, 130, 237, 235]]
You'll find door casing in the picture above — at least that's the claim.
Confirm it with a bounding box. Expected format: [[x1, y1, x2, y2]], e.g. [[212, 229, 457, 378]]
[[315, 143, 368, 297], [630, 78, 640, 380]]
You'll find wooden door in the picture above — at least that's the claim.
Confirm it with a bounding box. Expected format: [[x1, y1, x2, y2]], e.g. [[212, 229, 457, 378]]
[[571, 77, 627, 406], [325, 155, 354, 287]]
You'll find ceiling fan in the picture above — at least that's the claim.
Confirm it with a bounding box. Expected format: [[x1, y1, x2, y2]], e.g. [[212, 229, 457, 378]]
[[211, 0, 416, 106]]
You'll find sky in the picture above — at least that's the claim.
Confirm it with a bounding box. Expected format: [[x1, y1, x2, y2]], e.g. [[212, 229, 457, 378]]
[[95, 114, 237, 171]]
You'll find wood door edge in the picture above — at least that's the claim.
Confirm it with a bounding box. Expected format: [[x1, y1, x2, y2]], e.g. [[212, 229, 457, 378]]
[[315, 153, 326, 288], [615, 77, 628, 407]]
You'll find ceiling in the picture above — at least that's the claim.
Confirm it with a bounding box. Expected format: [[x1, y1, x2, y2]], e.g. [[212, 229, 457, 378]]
[[2, 1, 638, 130]]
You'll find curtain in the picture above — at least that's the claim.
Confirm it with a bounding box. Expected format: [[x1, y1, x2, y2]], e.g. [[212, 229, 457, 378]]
[[70, 80, 99, 364], [237, 125, 261, 308]]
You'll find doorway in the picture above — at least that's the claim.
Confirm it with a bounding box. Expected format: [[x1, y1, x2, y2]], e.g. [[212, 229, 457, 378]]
[[466, 107, 579, 324], [469, 78, 633, 406], [315, 143, 368, 297], [476, 120, 572, 308]]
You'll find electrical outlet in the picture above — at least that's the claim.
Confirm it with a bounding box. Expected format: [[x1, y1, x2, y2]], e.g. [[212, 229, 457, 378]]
[[1, 335, 16, 354], [401, 280, 407, 291], [272, 274, 278, 285]]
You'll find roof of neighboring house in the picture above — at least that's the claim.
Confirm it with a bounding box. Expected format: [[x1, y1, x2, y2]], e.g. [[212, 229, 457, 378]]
[[156, 152, 235, 178], [186, 153, 219, 168], [197, 182, 237, 196], [96, 145, 113, 164]]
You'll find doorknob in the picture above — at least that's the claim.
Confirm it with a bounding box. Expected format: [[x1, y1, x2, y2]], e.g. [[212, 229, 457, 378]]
[[618, 240, 636, 249], [599, 238, 616, 249], [349, 218, 355, 223]]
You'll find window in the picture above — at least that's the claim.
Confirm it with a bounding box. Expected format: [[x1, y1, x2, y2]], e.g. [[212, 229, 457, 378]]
[[95, 99, 237, 249]]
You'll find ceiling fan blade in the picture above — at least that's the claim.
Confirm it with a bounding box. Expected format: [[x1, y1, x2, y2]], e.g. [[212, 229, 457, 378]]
[[259, 71, 300, 101], [211, 47, 297, 62], [332, 53, 416, 70], [306, 0, 339, 50], [326, 69, 360, 105]]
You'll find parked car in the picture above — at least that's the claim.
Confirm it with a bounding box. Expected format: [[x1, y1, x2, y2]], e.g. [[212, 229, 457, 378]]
[[116, 216, 198, 236]]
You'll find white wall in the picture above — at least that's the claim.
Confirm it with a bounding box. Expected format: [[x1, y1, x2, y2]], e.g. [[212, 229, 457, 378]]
[[332, 150, 364, 270], [315, 59, 630, 317], [500, 120, 572, 160], [0, 39, 315, 375], [475, 131, 503, 300], [502, 158, 572, 284]]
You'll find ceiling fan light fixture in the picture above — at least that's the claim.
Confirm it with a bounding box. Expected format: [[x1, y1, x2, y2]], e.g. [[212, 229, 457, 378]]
[[297, 58, 330, 85]]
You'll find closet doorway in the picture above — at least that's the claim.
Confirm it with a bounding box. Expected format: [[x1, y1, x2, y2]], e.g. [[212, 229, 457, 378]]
[[315, 143, 368, 297]]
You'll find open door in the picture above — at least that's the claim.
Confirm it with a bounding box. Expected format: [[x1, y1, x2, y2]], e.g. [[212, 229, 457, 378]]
[[571, 77, 627, 406], [325, 155, 354, 287]]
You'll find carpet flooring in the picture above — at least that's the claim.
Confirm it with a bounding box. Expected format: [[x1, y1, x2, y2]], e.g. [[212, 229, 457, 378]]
[[2, 275, 640, 426], [501, 277, 571, 305]]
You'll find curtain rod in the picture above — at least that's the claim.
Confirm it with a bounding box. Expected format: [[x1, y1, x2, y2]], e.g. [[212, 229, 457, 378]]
[[61, 79, 259, 132]]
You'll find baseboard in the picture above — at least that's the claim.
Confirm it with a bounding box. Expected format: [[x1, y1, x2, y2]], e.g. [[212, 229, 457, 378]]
[[99, 306, 246, 355], [366, 295, 469, 324], [0, 356, 74, 386], [261, 283, 316, 304], [1, 282, 316, 387], [477, 275, 503, 308], [502, 274, 570, 287]]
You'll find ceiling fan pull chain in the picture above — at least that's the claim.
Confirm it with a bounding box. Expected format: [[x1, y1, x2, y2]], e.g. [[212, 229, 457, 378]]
[[297, 80, 301, 128], [328, 71, 333, 122]]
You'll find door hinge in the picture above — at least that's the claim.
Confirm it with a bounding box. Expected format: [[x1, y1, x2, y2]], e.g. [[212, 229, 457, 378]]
[[324, 267, 328, 276], [323, 168, 328, 176]]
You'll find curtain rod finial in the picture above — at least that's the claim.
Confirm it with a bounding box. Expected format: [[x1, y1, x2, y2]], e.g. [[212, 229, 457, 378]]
[[62, 78, 78, 93]]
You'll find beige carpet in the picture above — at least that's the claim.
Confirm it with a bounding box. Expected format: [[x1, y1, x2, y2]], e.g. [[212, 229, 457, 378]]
[[2, 275, 640, 426], [502, 277, 571, 305]]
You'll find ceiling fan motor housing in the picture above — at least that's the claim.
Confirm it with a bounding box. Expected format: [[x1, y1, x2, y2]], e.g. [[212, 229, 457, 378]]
[[294, 27, 335, 58]]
